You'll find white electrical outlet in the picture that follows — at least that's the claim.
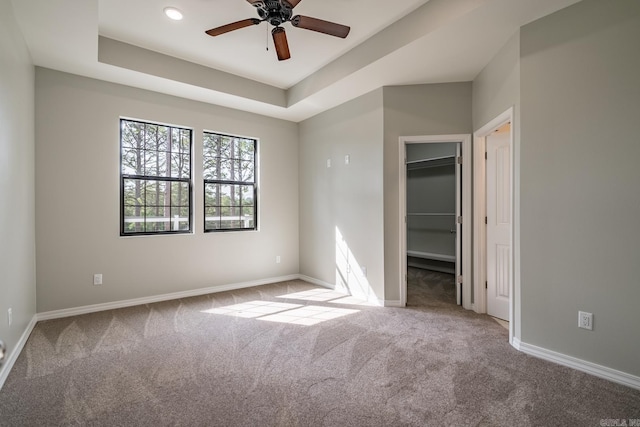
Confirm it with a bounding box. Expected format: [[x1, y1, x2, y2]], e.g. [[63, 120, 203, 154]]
[[276, 256, 281, 264], [578, 311, 593, 330], [326, 159, 332, 168], [344, 155, 350, 165], [93, 274, 103, 286], [7, 308, 12, 327]]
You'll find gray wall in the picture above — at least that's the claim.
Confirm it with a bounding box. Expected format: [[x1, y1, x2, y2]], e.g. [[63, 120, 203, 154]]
[[383, 83, 472, 302], [472, 31, 521, 337], [0, 0, 36, 363], [520, 0, 640, 376], [35, 69, 299, 312], [298, 89, 385, 302]]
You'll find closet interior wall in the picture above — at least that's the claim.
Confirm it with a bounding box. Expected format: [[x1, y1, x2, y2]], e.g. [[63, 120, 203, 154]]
[[406, 143, 457, 274]]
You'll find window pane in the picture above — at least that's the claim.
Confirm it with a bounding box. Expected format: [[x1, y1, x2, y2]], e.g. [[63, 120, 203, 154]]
[[216, 159, 230, 180], [240, 185, 254, 206], [170, 207, 189, 231], [219, 184, 233, 207], [143, 150, 158, 176], [143, 124, 157, 150], [219, 136, 232, 159], [240, 140, 254, 161], [242, 207, 254, 228], [171, 181, 190, 206], [204, 183, 219, 206], [156, 127, 169, 151], [121, 121, 142, 149], [123, 179, 144, 207], [169, 153, 190, 178], [121, 149, 140, 175], [203, 157, 217, 180], [239, 161, 254, 182]]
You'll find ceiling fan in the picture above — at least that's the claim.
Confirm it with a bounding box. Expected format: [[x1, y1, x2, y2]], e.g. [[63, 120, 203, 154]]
[[205, 0, 351, 61]]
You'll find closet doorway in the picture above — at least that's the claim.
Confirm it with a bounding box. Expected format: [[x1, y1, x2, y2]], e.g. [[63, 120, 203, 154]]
[[399, 135, 472, 309], [406, 142, 461, 304]]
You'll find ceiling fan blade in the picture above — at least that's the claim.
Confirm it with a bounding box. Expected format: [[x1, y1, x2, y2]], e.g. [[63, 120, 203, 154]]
[[246, 0, 262, 5], [272, 27, 291, 61], [284, 0, 302, 7], [205, 18, 261, 37], [291, 15, 350, 38]]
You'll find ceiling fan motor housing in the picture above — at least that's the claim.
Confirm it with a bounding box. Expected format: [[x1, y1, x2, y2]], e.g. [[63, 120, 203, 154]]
[[253, 0, 293, 27]]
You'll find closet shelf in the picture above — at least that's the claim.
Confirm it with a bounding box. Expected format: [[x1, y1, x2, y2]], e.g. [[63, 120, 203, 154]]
[[407, 250, 455, 263], [406, 155, 455, 170]]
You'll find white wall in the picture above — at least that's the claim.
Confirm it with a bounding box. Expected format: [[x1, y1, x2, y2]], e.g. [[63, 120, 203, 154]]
[[472, 31, 521, 337], [298, 89, 385, 302], [0, 0, 36, 366], [35, 68, 299, 312], [520, 0, 640, 376], [383, 83, 472, 302]]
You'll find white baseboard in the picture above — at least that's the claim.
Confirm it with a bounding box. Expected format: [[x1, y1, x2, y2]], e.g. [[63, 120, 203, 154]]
[[383, 300, 403, 307], [37, 274, 300, 321], [517, 340, 640, 391], [297, 275, 335, 290], [511, 336, 521, 350], [0, 315, 37, 390], [297, 275, 385, 306]]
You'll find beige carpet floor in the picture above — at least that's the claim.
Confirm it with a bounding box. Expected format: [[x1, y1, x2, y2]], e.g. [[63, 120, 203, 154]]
[[0, 268, 638, 426]]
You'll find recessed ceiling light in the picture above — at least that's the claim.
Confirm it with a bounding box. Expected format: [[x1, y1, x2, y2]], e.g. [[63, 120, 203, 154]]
[[164, 7, 183, 21]]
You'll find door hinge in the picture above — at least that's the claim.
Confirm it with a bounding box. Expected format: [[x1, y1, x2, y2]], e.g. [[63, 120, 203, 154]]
[[485, 216, 487, 225], [457, 275, 463, 284], [457, 156, 463, 165], [457, 216, 462, 224], [485, 281, 488, 289]]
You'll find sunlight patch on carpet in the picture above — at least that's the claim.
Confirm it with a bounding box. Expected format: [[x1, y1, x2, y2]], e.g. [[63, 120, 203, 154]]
[[259, 305, 359, 326], [277, 289, 377, 307], [201, 301, 302, 318], [201, 300, 359, 325]]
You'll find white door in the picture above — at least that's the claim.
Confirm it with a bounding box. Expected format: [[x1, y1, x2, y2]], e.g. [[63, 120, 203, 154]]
[[486, 125, 511, 320]]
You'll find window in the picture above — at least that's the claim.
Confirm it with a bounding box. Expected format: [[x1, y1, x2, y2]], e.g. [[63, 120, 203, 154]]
[[120, 119, 192, 235], [203, 132, 257, 232]]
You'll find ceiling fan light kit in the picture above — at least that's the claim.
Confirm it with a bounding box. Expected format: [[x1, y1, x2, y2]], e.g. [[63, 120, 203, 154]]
[[205, 0, 350, 61]]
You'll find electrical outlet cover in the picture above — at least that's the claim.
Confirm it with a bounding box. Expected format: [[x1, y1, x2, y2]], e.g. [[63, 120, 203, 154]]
[[578, 311, 593, 330]]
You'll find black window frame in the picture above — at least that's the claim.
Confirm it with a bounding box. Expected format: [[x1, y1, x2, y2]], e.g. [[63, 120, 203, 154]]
[[203, 131, 258, 233], [120, 118, 193, 236]]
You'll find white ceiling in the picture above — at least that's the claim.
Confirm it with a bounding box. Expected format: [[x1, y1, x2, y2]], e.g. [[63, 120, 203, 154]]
[[11, 0, 581, 122], [99, 0, 429, 89]]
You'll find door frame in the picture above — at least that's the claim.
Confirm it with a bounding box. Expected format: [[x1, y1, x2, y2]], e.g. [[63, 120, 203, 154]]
[[473, 107, 515, 342], [399, 134, 472, 309]]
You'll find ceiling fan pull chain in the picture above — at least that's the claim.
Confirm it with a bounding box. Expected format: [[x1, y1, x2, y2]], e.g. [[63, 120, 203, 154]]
[[266, 24, 269, 51]]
